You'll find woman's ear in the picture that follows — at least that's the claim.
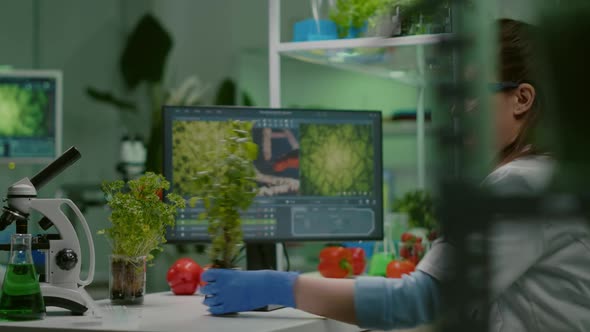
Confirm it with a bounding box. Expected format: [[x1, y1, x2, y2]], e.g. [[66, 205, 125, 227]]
[[514, 83, 536, 116]]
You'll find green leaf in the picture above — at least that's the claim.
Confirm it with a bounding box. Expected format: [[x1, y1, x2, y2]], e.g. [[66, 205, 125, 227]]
[[175, 119, 258, 266], [245, 142, 258, 161], [99, 173, 185, 262], [392, 189, 437, 230]]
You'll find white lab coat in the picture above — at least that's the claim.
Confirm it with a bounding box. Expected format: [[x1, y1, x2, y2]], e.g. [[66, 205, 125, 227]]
[[417, 156, 590, 331]]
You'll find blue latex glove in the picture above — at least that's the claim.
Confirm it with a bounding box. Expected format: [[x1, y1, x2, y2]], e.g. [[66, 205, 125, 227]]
[[201, 269, 299, 315]]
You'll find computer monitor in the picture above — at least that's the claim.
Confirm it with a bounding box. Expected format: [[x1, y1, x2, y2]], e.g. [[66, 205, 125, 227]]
[[0, 70, 62, 163], [163, 106, 383, 246]]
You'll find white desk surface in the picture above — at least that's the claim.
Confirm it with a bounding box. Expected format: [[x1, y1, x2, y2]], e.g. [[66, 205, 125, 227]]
[[0, 292, 361, 332]]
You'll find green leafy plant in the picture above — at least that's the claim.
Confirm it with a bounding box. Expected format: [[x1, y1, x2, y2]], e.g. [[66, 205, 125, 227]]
[[392, 190, 436, 230], [330, 0, 394, 37], [189, 120, 259, 268], [390, 0, 451, 35], [100, 172, 186, 262]]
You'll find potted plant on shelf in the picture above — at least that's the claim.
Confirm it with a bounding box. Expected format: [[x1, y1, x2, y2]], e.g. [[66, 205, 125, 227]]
[[329, 0, 395, 38], [389, 0, 452, 36], [392, 190, 436, 232], [100, 172, 185, 305], [392, 189, 438, 263], [188, 120, 259, 268]]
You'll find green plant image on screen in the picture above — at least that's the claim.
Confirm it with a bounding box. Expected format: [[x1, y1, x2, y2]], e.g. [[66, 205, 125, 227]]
[[299, 124, 374, 196], [172, 120, 235, 197], [0, 85, 49, 137]]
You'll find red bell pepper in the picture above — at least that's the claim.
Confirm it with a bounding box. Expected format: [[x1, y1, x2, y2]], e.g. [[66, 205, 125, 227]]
[[318, 247, 352, 278], [346, 247, 366, 276]]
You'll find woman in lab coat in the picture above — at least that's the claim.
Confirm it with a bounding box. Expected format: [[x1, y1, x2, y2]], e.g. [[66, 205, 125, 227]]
[[201, 19, 590, 331]]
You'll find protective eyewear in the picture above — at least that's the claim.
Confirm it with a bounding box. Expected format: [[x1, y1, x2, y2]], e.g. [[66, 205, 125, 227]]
[[488, 81, 521, 92]]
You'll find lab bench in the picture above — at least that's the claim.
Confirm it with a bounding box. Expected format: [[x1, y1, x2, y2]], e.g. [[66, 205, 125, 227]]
[[0, 292, 432, 332]]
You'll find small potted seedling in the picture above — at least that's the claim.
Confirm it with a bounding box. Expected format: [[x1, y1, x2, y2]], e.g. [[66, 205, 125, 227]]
[[189, 120, 259, 268], [100, 172, 185, 305]]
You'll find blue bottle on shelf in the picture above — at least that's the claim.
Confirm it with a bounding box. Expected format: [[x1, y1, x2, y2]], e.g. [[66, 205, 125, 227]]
[[293, 19, 339, 41]]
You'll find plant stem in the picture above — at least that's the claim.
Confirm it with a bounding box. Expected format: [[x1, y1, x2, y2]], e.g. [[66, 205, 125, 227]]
[[222, 202, 232, 268]]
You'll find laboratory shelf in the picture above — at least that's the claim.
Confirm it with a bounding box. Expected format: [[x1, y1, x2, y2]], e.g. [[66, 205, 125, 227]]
[[277, 34, 451, 52], [278, 34, 453, 86]]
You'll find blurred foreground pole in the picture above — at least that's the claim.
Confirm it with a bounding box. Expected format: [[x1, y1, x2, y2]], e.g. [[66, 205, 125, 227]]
[[435, 1, 590, 331], [435, 0, 496, 330]]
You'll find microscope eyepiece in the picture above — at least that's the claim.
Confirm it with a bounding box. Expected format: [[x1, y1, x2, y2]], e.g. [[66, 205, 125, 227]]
[[30, 147, 81, 190], [0, 206, 28, 231]]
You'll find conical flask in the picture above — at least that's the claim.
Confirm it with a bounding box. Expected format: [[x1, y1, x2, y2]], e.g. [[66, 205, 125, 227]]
[[0, 234, 45, 320]]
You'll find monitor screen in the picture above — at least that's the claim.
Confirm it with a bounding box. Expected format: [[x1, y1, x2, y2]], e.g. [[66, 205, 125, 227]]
[[163, 106, 383, 242], [0, 71, 62, 163]]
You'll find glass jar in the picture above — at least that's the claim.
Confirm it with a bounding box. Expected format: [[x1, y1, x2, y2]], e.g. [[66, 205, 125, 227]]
[[109, 255, 146, 305]]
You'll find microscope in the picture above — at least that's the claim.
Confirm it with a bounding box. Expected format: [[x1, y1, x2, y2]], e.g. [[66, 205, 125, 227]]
[[0, 147, 96, 315]]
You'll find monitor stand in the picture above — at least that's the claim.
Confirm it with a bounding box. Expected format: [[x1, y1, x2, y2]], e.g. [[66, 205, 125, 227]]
[[246, 243, 284, 312]]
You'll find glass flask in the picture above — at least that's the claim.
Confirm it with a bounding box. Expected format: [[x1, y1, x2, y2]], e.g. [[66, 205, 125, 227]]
[[0, 234, 46, 320]]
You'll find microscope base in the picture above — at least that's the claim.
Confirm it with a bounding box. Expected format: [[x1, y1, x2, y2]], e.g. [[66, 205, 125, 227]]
[[40, 284, 95, 315]]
